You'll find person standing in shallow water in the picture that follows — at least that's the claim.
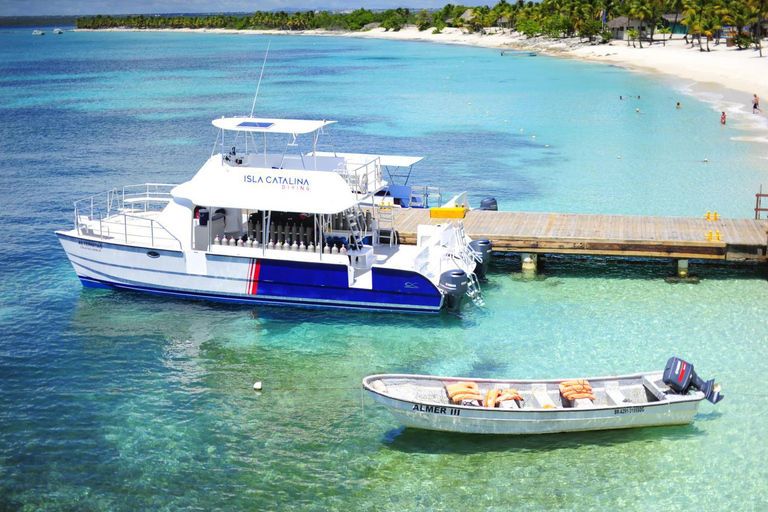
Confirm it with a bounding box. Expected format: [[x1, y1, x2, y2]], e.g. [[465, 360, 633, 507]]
[[721, 112, 726, 124], [753, 94, 763, 114]]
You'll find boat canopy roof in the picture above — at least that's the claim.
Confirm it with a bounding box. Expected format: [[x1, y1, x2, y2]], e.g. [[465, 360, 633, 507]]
[[212, 117, 336, 134], [312, 152, 423, 168], [171, 156, 359, 214]]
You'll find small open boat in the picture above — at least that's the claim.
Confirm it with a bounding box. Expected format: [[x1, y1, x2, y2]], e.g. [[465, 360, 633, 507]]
[[500, 50, 537, 57], [363, 357, 723, 435]]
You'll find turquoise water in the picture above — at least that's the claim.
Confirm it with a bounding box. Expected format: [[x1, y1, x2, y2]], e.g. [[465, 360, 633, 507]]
[[1, 27, 767, 510]]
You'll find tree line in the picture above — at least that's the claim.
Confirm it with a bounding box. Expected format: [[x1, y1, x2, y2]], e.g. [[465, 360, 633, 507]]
[[76, 1, 768, 51]]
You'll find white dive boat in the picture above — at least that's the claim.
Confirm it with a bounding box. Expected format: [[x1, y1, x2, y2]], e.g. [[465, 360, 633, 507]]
[[57, 116, 492, 314], [363, 357, 724, 435], [53, 28, 64, 34], [32, 29, 45, 35]]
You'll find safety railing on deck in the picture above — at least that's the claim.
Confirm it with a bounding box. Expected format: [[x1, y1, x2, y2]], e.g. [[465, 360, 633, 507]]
[[338, 157, 382, 197], [73, 183, 182, 250]]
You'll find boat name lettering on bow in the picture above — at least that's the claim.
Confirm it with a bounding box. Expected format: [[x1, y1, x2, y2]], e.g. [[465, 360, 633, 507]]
[[411, 404, 460, 416], [243, 174, 310, 191], [614, 406, 644, 415], [78, 240, 102, 252]]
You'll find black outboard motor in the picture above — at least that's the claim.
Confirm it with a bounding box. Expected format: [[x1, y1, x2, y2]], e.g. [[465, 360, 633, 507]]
[[478, 198, 498, 211], [439, 270, 469, 316], [662, 356, 724, 404], [468, 239, 492, 282]]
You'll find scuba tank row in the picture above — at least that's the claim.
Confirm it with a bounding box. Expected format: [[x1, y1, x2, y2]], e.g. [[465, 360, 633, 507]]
[[213, 235, 348, 254]]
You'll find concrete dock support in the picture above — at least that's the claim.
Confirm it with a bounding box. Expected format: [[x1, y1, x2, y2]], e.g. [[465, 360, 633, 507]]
[[677, 259, 689, 277], [521, 253, 538, 274]]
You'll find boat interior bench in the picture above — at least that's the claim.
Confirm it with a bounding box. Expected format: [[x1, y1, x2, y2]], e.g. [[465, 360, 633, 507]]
[[604, 381, 627, 406], [531, 384, 557, 408]]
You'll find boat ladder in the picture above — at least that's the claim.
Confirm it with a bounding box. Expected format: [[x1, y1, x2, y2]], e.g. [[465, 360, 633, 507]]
[[454, 221, 485, 307], [376, 206, 397, 247], [466, 272, 485, 307], [343, 206, 367, 250]]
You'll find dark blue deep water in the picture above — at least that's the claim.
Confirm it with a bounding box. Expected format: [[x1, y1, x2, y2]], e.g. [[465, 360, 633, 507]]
[[1, 27, 767, 510]]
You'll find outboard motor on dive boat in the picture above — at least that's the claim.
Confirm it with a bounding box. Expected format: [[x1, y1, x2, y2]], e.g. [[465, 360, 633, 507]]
[[478, 198, 498, 211], [468, 239, 492, 282], [439, 270, 469, 316], [662, 356, 724, 404]]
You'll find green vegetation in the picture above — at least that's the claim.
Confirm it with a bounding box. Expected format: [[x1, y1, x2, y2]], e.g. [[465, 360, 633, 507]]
[[75, 0, 768, 52]]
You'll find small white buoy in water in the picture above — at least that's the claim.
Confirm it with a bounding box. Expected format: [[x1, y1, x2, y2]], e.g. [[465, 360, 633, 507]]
[[504, 119, 508, 123], [617, 156, 622, 159], [703, 158, 708, 163], [253, 381, 262, 391], [468, 102, 472, 106], [520, 128, 524, 132], [532, 135, 536, 139], [545, 144, 549, 148], [485, 110, 489, 115]]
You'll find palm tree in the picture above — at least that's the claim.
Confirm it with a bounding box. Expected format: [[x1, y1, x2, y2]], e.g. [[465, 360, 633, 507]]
[[666, 0, 687, 38], [658, 25, 672, 44], [628, 27, 640, 45], [630, 0, 652, 46]]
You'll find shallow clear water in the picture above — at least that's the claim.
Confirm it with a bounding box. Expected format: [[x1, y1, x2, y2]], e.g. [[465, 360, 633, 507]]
[[1, 27, 767, 510]]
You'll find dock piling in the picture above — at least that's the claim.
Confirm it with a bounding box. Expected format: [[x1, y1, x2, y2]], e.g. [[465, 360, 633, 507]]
[[522, 253, 538, 274]]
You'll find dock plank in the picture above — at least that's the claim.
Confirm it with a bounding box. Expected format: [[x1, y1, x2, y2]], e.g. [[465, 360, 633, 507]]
[[394, 209, 768, 262]]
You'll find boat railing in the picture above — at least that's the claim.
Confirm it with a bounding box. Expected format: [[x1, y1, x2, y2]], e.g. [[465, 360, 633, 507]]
[[72, 183, 181, 250], [82, 212, 183, 250], [338, 157, 382, 196], [74, 183, 176, 219]]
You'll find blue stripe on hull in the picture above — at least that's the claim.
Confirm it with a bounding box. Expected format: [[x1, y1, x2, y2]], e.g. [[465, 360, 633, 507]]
[[78, 276, 441, 314], [254, 259, 442, 309]]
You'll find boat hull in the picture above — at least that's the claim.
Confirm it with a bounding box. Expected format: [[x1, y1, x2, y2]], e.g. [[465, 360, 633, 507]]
[[363, 373, 707, 435], [57, 233, 444, 313], [367, 392, 700, 434]]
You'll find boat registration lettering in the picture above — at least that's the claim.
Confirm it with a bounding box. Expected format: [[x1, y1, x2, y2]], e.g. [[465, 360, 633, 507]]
[[614, 406, 644, 415], [411, 404, 460, 416], [243, 174, 310, 191], [78, 240, 102, 252]]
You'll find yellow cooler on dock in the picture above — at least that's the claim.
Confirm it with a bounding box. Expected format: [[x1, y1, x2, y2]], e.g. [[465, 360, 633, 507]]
[[430, 206, 468, 219]]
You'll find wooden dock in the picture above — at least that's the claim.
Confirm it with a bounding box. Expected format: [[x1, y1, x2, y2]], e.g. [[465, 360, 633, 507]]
[[393, 210, 768, 262]]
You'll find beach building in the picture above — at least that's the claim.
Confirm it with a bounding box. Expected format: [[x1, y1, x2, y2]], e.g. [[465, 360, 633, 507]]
[[608, 14, 688, 41]]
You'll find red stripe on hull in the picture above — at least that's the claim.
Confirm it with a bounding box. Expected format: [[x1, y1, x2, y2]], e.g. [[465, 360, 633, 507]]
[[249, 259, 261, 295]]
